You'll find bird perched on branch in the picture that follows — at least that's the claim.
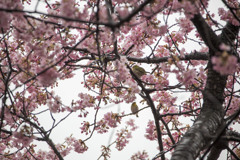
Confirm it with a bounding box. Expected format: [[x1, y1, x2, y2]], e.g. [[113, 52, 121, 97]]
[[132, 65, 146, 78], [131, 102, 139, 117]]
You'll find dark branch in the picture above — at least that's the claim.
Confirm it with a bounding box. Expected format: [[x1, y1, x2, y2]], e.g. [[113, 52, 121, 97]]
[[127, 51, 208, 63], [221, 22, 240, 44], [190, 14, 221, 54]]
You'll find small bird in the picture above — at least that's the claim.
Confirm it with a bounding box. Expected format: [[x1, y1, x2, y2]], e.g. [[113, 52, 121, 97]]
[[132, 65, 146, 78], [131, 102, 139, 117]]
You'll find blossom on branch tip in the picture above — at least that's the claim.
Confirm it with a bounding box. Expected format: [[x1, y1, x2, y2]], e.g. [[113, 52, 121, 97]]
[[13, 128, 34, 147], [131, 150, 149, 160], [37, 68, 60, 87], [219, 43, 231, 51], [126, 119, 138, 131], [47, 95, 62, 113], [115, 128, 131, 151], [159, 25, 168, 36], [73, 139, 88, 153], [104, 112, 121, 128], [60, 0, 77, 18], [114, 57, 129, 82], [145, 120, 157, 141], [211, 53, 238, 75]]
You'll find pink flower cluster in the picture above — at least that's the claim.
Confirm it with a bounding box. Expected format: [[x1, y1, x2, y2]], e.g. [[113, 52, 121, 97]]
[[116, 6, 130, 19], [0, 0, 23, 32], [37, 68, 60, 87], [96, 112, 121, 134], [162, 106, 179, 123], [72, 93, 95, 117], [145, 24, 168, 37], [145, 120, 157, 141], [124, 79, 140, 103], [181, 1, 198, 18], [114, 119, 139, 151], [179, 69, 197, 87], [0, 11, 12, 33], [80, 121, 91, 135], [130, 150, 149, 160], [73, 139, 88, 153], [141, 73, 169, 90], [177, 17, 194, 34], [59, 0, 76, 18], [225, 97, 240, 116], [96, 120, 109, 134], [64, 136, 88, 154], [111, 56, 141, 103], [0, 143, 6, 154], [104, 112, 121, 128], [219, 6, 240, 26], [170, 0, 198, 18], [126, 119, 138, 131], [47, 95, 62, 113], [152, 91, 177, 109], [212, 53, 238, 75], [164, 31, 185, 47], [159, 25, 168, 36], [100, 145, 111, 159], [13, 131, 33, 147], [114, 56, 129, 82], [78, 93, 95, 108], [163, 131, 181, 150], [115, 128, 132, 151]]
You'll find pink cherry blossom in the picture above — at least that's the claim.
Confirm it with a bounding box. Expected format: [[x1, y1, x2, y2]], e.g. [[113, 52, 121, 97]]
[[73, 139, 88, 153], [181, 69, 197, 86], [126, 119, 138, 131], [177, 17, 194, 33], [96, 119, 109, 134], [115, 128, 131, 151], [37, 67, 60, 87], [13, 131, 33, 147], [0, 11, 12, 32], [145, 120, 157, 141], [104, 112, 121, 128], [59, 0, 76, 18], [219, 43, 231, 51], [114, 56, 130, 82], [130, 150, 149, 160], [80, 121, 91, 135], [47, 95, 62, 113], [212, 54, 238, 75]]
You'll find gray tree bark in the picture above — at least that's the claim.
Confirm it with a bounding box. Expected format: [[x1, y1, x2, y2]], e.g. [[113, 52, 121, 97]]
[[171, 12, 240, 160]]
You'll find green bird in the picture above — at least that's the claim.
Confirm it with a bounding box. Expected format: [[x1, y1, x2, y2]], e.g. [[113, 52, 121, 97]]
[[132, 65, 146, 78], [131, 102, 139, 117]]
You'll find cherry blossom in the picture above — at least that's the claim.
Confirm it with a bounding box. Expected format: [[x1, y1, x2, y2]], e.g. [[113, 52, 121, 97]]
[[37, 67, 61, 87], [211, 53, 238, 75], [145, 120, 157, 141], [130, 150, 149, 160], [73, 139, 88, 153], [115, 128, 132, 151]]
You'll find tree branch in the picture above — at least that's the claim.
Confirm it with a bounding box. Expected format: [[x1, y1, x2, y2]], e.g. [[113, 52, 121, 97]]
[[127, 51, 208, 63], [190, 14, 221, 54], [171, 91, 225, 160], [220, 22, 240, 45]]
